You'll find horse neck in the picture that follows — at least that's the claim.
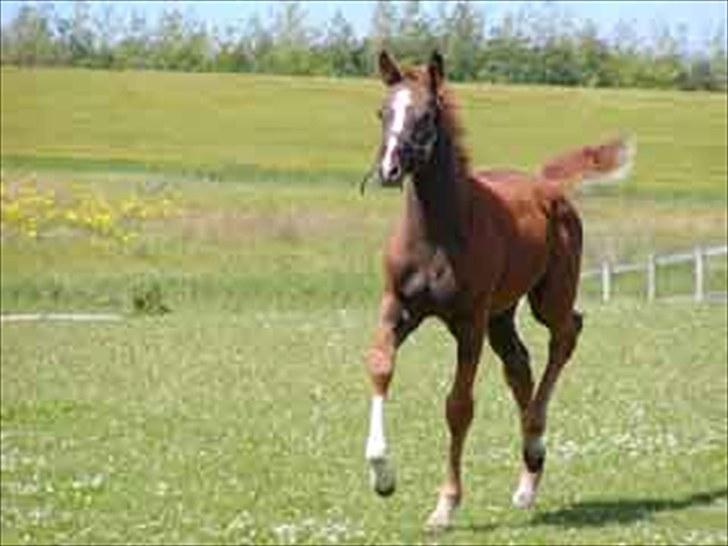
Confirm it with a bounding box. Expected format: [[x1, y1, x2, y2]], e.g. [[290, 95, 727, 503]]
[[404, 124, 470, 256]]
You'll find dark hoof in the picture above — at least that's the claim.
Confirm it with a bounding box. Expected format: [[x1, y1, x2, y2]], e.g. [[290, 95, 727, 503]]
[[375, 482, 396, 497], [369, 457, 396, 497]]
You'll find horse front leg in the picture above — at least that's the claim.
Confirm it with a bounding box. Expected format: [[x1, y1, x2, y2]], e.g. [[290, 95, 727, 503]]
[[426, 313, 486, 530], [365, 292, 418, 496]]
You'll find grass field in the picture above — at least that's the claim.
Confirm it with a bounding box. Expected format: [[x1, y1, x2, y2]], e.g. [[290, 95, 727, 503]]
[[2, 67, 727, 199], [1, 67, 727, 544], [1, 302, 726, 544]]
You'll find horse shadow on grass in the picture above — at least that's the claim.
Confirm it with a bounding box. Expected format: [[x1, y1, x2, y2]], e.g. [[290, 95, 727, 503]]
[[530, 487, 727, 528], [452, 487, 727, 534]]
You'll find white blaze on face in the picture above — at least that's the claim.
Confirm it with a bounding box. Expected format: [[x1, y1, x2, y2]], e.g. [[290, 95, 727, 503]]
[[381, 88, 412, 176]]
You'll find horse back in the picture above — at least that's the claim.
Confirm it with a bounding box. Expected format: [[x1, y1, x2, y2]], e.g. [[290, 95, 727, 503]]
[[468, 168, 579, 312]]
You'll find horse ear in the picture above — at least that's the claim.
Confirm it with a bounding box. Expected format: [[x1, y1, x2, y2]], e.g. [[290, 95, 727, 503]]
[[378, 50, 402, 86], [428, 50, 445, 91]]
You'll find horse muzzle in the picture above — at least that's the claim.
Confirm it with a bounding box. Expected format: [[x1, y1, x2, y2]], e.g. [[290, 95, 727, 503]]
[[378, 163, 404, 187]]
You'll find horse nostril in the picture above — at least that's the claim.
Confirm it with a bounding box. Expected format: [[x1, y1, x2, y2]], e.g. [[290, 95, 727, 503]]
[[389, 163, 401, 181]]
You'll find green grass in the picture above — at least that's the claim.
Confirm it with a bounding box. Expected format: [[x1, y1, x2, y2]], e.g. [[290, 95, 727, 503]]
[[2, 67, 726, 199], [1, 301, 726, 544], [1, 176, 725, 315]]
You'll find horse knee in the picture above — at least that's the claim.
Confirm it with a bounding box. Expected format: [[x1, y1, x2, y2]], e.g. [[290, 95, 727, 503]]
[[367, 347, 394, 393]]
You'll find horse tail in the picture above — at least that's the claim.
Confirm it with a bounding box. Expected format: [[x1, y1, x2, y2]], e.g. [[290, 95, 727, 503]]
[[539, 135, 635, 191]]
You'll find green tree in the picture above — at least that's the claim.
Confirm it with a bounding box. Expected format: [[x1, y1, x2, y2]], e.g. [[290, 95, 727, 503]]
[[368, 0, 398, 74], [114, 10, 151, 69], [539, 35, 580, 85], [241, 14, 274, 73], [65, 2, 96, 66], [440, 1, 484, 81], [608, 19, 644, 88], [574, 21, 613, 87], [265, 2, 314, 75], [644, 23, 687, 88], [395, 0, 436, 64], [1, 4, 58, 66], [151, 8, 212, 72], [93, 4, 118, 68], [481, 12, 531, 83], [212, 22, 252, 73], [707, 24, 727, 90], [323, 10, 360, 76]]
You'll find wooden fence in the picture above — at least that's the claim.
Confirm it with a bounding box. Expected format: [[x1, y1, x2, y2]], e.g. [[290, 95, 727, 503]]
[[581, 244, 728, 303]]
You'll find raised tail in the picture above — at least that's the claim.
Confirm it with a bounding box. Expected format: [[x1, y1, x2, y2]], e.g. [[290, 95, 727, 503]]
[[539, 136, 635, 190]]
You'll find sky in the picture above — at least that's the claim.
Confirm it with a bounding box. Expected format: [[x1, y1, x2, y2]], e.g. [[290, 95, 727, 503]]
[[1, 1, 726, 52]]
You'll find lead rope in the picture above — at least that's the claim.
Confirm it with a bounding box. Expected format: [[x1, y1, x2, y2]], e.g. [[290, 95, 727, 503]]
[[358, 162, 377, 195], [357, 146, 381, 195]]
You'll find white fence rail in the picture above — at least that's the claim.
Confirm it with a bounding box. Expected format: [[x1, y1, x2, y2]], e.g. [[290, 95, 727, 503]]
[[581, 244, 727, 303]]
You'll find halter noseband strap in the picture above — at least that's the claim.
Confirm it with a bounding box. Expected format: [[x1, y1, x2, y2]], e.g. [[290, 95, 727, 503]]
[[358, 97, 441, 195]]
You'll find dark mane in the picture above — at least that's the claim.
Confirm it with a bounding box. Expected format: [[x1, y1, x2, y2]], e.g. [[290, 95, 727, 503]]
[[436, 85, 472, 180]]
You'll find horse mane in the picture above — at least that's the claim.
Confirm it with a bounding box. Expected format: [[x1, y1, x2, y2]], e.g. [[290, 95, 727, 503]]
[[436, 86, 472, 180], [402, 66, 472, 180]]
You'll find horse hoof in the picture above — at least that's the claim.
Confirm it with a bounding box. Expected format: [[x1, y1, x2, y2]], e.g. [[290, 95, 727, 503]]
[[375, 481, 396, 497], [512, 468, 540, 509], [424, 511, 451, 532], [512, 488, 536, 509], [369, 457, 396, 497], [424, 493, 458, 531]]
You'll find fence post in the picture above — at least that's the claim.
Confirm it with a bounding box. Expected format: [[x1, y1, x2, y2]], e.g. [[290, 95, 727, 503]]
[[647, 253, 656, 301], [601, 261, 611, 302], [694, 246, 704, 302]]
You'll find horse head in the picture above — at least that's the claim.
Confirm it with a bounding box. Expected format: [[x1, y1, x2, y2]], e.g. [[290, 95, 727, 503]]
[[375, 49, 444, 187]]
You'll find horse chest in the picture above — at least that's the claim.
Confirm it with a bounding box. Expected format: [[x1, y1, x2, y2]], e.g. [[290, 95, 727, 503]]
[[393, 247, 461, 311]]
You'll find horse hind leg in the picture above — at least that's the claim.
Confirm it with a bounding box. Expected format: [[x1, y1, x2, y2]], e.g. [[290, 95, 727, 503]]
[[487, 305, 541, 507], [513, 267, 583, 509], [488, 304, 534, 416]]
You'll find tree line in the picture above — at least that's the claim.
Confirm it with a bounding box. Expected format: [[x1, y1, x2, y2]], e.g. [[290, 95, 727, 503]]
[[1, 1, 726, 91]]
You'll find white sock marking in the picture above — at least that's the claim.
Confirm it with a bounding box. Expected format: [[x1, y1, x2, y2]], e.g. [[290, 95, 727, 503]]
[[365, 395, 396, 494], [513, 435, 544, 509], [365, 395, 386, 460]]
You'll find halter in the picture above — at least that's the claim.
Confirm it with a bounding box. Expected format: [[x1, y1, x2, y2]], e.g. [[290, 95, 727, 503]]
[[359, 98, 441, 195]]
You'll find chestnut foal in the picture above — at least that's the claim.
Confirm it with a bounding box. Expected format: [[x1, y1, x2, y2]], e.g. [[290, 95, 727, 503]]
[[363, 50, 633, 530]]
